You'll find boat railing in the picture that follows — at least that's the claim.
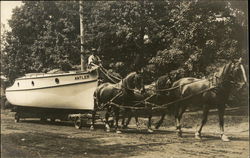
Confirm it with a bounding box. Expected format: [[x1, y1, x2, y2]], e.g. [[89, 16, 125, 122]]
[[18, 70, 89, 79], [22, 73, 45, 78]]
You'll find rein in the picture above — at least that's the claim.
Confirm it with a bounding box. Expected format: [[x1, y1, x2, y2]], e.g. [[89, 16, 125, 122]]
[[121, 82, 140, 92], [109, 86, 217, 110], [151, 86, 216, 110], [99, 65, 122, 81], [99, 66, 143, 93], [102, 62, 246, 112], [98, 66, 121, 84], [155, 78, 209, 93], [97, 91, 123, 110]]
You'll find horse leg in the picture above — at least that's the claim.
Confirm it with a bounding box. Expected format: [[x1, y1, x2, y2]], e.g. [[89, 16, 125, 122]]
[[155, 114, 166, 129], [104, 107, 111, 132], [122, 109, 131, 129], [218, 105, 230, 141], [147, 116, 154, 133], [195, 105, 210, 140], [122, 116, 131, 129], [175, 106, 186, 137], [90, 97, 98, 130], [114, 108, 122, 134], [135, 116, 140, 129], [123, 115, 140, 129], [121, 116, 126, 128], [175, 115, 181, 137], [90, 110, 96, 130]]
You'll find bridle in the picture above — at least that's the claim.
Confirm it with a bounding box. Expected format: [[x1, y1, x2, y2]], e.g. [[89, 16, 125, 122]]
[[226, 63, 247, 89]]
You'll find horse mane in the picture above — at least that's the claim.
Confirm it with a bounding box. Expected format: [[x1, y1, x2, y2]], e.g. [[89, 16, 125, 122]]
[[155, 75, 171, 90], [215, 62, 232, 84], [122, 72, 137, 90]]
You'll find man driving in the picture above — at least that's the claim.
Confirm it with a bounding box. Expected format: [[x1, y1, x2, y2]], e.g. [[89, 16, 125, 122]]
[[88, 48, 101, 69]]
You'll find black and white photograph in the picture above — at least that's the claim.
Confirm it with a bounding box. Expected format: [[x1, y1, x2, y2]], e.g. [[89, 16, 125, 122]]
[[0, 1, 248, 157]]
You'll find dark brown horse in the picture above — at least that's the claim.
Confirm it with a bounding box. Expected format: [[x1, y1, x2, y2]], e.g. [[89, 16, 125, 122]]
[[90, 72, 145, 133], [153, 75, 173, 129], [120, 85, 156, 133], [122, 75, 172, 132], [167, 59, 247, 141]]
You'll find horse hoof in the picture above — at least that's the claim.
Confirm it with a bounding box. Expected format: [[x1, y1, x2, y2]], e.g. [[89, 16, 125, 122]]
[[116, 130, 122, 134], [155, 126, 160, 130], [90, 126, 94, 130], [177, 131, 182, 137], [148, 129, 154, 133], [106, 128, 111, 132], [195, 132, 202, 140], [221, 134, 230, 142]]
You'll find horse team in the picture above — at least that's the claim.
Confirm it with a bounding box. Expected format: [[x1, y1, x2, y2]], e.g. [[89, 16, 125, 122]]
[[90, 58, 247, 141]]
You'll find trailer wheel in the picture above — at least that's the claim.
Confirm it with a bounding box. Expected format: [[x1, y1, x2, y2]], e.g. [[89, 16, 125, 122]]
[[14, 113, 20, 123], [74, 117, 82, 129]]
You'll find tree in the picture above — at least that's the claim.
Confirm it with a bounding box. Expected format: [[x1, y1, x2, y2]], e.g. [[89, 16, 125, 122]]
[[149, 0, 246, 81], [80, 1, 172, 75], [2, 1, 81, 82], [1, 0, 247, 84]]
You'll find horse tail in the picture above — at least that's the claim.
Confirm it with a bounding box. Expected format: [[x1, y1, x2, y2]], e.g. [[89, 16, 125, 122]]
[[93, 89, 98, 110], [94, 84, 104, 110]]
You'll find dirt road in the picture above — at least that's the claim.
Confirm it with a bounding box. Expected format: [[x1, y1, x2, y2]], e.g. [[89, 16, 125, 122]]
[[1, 106, 249, 158]]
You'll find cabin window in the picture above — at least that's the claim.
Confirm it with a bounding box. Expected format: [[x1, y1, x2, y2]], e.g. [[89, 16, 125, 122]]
[[17, 82, 20, 87], [55, 78, 60, 84], [31, 81, 35, 86]]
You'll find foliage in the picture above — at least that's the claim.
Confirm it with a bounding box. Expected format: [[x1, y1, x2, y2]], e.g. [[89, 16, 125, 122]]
[[1, 1, 80, 82], [1, 0, 247, 85]]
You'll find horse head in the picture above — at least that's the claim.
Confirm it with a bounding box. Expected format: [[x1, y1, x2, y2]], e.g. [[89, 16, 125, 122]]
[[217, 58, 247, 90], [155, 75, 172, 95], [230, 58, 248, 90], [123, 72, 144, 93]]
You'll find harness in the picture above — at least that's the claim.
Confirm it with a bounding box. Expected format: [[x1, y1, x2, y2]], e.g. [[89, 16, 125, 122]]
[[95, 62, 246, 118], [95, 70, 143, 111], [106, 76, 218, 112], [98, 65, 122, 84]]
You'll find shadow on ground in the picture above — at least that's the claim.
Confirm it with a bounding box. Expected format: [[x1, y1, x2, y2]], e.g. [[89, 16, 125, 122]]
[[1, 131, 177, 158]]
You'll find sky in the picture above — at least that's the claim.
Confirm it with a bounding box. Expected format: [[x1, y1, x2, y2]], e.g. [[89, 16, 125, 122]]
[[1, 1, 23, 31]]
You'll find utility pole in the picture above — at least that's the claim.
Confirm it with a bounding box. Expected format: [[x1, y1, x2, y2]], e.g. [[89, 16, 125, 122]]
[[135, 0, 146, 72], [79, 1, 86, 71]]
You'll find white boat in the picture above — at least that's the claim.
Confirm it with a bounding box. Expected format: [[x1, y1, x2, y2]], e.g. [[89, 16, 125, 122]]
[[5, 2, 100, 123], [6, 70, 98, 111]]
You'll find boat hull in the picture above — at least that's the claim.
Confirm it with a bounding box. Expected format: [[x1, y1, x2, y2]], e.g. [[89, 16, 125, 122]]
[[6, 71, 98, 110]]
